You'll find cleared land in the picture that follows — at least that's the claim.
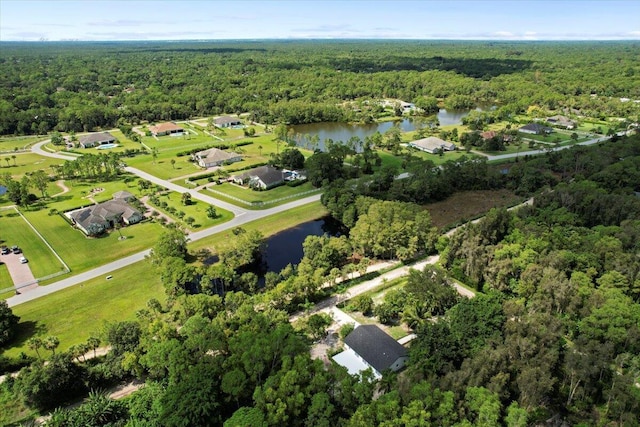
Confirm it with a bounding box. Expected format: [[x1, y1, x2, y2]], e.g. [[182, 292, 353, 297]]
[[0, 152, 64, 179], [201, 181, 320, 209], [425, 189, 523, 229]]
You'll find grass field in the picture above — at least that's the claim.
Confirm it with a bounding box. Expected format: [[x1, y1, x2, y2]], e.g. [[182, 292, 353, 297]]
[[0, 208, 66, 279], [0, 262, 12, 289], [21, 209, 163, 278], [4, 260, 165, 359], [0, 135, 44, 152], [201, 181, 319, 208], [151, 190, 234, 230], [0, 152, 64, 179]]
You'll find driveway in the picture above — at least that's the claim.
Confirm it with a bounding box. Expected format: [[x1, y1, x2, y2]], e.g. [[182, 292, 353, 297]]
[[1, 252, 37, 293]]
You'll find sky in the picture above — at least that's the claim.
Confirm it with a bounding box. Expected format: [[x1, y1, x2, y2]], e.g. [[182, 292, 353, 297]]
[[1, 0, 639, 42]]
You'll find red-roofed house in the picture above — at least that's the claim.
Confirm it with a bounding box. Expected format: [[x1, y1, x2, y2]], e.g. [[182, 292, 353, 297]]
[[149, 122, 184, 137]]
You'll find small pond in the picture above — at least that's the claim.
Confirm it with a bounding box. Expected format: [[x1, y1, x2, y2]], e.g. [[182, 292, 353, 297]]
[[0, 185, 6, 196]]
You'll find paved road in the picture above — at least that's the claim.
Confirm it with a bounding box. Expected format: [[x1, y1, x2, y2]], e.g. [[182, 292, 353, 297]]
[[483, 133, 616, 161], [6, 191, 322, 307]]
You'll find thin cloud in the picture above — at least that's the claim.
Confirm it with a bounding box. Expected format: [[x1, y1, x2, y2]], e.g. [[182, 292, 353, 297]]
[[86, 19, 149, 27]]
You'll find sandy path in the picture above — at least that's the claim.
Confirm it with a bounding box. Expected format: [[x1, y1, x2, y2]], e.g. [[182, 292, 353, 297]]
[[51, 180, 70, 197]]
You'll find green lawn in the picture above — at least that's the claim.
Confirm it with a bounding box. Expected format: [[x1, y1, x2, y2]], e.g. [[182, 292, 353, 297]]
[[22, 209, 163, 277], [0, 152, 64, 179], [0, 263, 12, 290], [201, 181, 319, 208], [4, 260, 165, 359], [191, 199, 328, 253], [151, 190, 234, 230], [0, 135, 44, 152], [0, 208, 66, 280]]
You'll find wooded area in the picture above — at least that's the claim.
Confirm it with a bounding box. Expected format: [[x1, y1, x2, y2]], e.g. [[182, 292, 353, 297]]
[[1, 40, 639, 135]]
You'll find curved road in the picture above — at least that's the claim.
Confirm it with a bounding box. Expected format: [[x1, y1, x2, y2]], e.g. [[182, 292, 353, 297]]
[[7, 140, 322, 307]]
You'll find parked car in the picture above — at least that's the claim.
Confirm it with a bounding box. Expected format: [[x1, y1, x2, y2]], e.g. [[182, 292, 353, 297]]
[[19, 256, 28, 264], [11, 245, 21, 254], [0, 246, 9, 255]]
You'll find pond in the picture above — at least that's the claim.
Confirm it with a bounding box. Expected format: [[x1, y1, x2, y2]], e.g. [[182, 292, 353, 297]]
[[204, 217, 344, 286], [263, 216, 343, 274], [0, 185, 6, 196], [291, 107, 490, 150]]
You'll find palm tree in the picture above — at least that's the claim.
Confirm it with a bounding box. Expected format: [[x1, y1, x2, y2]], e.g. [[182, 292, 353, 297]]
[[170, 159, 176, 169], [27, 337, 43, 360], [87, 335, 101, 358], [151, 147, 158, 164], [4, 157, 9, 167], [258, 145, 263, 156], [43, 335, 60, 355], [11, 155, 16, 166]]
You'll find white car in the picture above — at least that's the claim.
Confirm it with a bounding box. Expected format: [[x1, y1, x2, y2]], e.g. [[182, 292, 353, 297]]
[[19, 256, 28, 264]]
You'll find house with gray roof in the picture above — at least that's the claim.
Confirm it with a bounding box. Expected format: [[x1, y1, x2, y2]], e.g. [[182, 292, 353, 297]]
[[332, 325, 408, 379], [78, 132, 116, 148], [67, 192, 142, 236], [408, 136, 456, 154], [214, 116, 242, 128], [233, 165, 284, 190], [546, 115, 576, 129], [519, 123, 553, 135], [193, 148, 242, 168]]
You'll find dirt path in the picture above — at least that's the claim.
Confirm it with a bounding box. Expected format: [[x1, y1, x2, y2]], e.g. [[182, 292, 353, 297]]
[[51, 180, 70, 198]]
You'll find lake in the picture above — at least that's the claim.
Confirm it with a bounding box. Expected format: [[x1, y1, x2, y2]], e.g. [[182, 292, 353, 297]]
[[291, 107, 484, 149]]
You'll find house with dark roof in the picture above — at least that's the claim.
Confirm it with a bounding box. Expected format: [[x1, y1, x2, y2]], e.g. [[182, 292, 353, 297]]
[[67, 192, 142, 236], [149, 122, 184, 136], [332, 325, 408, 379], [408, 136, 456, 153], [519, 123, 553, 135], [214, 116, 242, 128], [192, 148, 242, 168], [233, 165, 285, 190], [78, 132, 116, 148], [546, 115, 576, 129]]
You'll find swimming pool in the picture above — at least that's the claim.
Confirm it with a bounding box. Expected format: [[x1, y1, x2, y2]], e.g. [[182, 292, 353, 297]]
[[97, 143, 118, 149]]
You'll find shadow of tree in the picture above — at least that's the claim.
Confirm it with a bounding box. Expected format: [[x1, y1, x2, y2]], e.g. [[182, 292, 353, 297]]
[[9, 320, 48, 349]]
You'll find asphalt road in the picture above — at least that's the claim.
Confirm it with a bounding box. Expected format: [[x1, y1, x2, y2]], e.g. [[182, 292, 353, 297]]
[[7, 140, 322, 307]]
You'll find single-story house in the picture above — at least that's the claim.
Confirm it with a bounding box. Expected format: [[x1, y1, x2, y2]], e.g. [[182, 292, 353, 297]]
[[215, 116, 242, 128], [78, 132, 116, 148], [519, 123, 553, 135], [332, 325, 408, 379], [546, 115, 576, 129], [408, 136, 456, 153], [233, 165, 285, 190], [67, 193, 142, 236], [480, 130, 513, 143], [192, 148, 242, 169], [149, 122, 184, 136]]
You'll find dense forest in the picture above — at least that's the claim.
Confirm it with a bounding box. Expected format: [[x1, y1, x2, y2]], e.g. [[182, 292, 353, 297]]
[[1, 40, 639, 135]]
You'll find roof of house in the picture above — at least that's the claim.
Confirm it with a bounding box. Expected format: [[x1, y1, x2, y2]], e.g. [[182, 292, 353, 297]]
[[195, 148, 240, 164], [149, 122, 183, 134], [70, 199, 140, 231], [480, 130, 497, 140], [343, 325, 407, 374], [409, 136, 455, 151], [215, 116, 241, 125], [112, 190, 135, 201], [78, 132, 115, 145], [238, 165, 284, 186], [547, 115, 573, 123], [520, 123, 552, 133]]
